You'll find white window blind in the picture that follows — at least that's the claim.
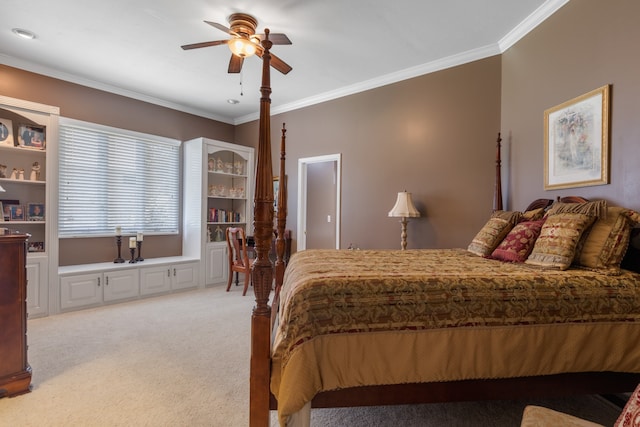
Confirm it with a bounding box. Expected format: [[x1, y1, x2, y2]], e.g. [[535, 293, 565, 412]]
[[59, 118, 180, 237]]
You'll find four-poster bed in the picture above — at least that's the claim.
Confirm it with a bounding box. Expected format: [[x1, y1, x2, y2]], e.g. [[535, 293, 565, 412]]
[[248, 33, 640, 427]]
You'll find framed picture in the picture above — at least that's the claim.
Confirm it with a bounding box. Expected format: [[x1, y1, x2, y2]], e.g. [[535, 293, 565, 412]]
[[28, 242, 45, 252], [17, 124, 46, 150], [544, 85, 610, 190], [0, 118, 14, 146], [1, 199, 19, 221], [27, 203, 45, 221], [9, 204, 25, 221]]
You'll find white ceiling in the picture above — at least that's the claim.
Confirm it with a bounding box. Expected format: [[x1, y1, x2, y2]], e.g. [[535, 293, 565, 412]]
[[1, 0, 567, 125]]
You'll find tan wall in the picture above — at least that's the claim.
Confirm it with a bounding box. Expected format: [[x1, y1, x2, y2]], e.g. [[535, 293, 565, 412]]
[[236, 56, 503, 250], [501, 0, 640, 212], [0, 65, 235, 265], [11, 0, 635, 263]]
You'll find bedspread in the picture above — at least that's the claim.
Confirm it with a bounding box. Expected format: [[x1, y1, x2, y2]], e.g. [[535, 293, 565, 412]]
[[271, 249, 640, 423]]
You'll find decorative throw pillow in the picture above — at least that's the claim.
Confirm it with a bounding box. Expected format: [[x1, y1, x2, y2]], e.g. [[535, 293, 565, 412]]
[[521, 207, 546, 221], [525, 213, 596, 270], [467, 217, 514, 257], [491, 210, 522, 225], [490, 219, 545, 263], [575, 207, 640, 271], [546, 200, 607, 218], [615, 383, 640, 427]]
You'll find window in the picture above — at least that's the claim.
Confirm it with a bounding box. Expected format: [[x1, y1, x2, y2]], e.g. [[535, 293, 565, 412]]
[[59, 118, 180, 237]]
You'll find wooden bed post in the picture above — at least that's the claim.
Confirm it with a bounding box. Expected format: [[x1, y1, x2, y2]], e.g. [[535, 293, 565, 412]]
[[493, 132, 503, 211], [275, 123, 287, 294], [251, 30, 275, 427]]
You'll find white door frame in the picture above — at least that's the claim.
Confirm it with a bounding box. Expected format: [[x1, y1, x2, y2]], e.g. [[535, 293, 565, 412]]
[[297, 154, 341, 251]]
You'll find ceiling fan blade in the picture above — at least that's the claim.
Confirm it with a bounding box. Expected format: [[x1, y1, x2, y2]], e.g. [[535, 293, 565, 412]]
[[181, 40, 228, 50], [256, 33, 292, 45], [255, 49, 292, 75], [270, 52, 293, 74], [205, 20, 234, 35], [228, 54, 244, 73]]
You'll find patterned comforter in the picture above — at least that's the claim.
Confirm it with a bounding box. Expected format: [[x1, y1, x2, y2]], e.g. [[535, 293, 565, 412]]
[[270, 249, 640, 423]]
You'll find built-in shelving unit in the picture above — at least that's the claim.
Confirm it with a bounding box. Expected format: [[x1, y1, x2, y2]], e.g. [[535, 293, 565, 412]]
[[183, 138, 254, 287], [0, 95, 59, 318]]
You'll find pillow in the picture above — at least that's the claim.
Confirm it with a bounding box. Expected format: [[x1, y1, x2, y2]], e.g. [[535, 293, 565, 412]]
[[525, 213, 596, 270], [575, 207, 640, 271], [615, 383, 640, 427], [467, 217, 514, 257], [521, 207, 546, 221], [545, 200, 607, 218], [491, 210, 522, 225], [490, 219, 545, 263]]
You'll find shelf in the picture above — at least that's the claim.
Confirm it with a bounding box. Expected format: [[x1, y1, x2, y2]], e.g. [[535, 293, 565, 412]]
[[207, 222, 246, 225], [0, 178, 45, 186], [0, 144, 46, 155], [208, 170, 248, 178], [207, 196, 246, 201], [2, 221, 45, 225]]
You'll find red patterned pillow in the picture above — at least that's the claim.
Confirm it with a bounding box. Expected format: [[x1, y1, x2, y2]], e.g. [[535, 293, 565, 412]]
[[491, 219, 545, 262], [615, 383, 640, 426]]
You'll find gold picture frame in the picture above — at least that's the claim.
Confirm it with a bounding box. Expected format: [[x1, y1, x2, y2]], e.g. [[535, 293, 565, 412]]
[[544, 85, 610, 190]]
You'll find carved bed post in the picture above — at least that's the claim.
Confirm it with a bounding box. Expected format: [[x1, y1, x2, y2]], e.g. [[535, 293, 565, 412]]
[[275, 123, 287, 294], [493, 132, 503, 211], [250, 30, 275, 427]]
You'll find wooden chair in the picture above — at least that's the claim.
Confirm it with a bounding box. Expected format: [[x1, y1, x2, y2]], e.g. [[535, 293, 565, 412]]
[[225, 227, 251, 296]]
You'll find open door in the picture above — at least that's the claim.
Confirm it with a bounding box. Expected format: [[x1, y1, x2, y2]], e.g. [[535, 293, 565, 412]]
[[297, 154, 341, 250]]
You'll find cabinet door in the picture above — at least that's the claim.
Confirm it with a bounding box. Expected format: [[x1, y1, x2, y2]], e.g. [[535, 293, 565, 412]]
[[26, 256, 48, 318], [140, 266, 172, 296], [103, 269, 139, 302], [205, 244, 227, 285], [60, 273, 102, 310], [172, 262, 199, 290]]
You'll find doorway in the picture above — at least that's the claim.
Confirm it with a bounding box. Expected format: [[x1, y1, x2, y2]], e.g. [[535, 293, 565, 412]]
[[297, 154, 341, 251]]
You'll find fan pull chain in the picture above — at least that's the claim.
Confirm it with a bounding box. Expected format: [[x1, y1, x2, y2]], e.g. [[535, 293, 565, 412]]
[[240, 71, 244, 96]]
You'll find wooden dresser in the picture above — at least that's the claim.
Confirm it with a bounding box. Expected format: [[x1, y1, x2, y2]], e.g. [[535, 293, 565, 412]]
[[0, 229, 31, 397]]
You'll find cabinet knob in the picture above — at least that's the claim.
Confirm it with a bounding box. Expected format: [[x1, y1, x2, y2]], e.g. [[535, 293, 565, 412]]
[[97, 277, 101, 287]]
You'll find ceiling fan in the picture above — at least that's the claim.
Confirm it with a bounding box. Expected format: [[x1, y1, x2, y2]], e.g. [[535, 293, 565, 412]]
[[181, 13, 292, 75]]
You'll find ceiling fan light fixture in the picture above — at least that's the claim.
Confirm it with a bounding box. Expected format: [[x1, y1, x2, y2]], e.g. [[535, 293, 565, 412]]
[[229, 37, 256, 58]]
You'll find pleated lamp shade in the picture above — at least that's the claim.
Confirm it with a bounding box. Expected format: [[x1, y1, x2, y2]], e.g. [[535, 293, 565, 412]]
[[388, 191, 420, 218]]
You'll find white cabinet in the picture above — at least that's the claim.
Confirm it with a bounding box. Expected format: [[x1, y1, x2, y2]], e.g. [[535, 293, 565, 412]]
[[26, 255, 48, 318], [140, 261, 199, 295], [0, 95, 59, 318], [59, 257, 199, 312], [205, 243, 228, 285], [103, 269, 139, 302], [183, 138, 254, 287], [60, 269, 138, 311]]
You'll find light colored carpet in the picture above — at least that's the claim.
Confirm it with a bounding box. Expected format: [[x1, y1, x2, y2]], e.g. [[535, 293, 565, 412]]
[[0, 285, 623, 426]]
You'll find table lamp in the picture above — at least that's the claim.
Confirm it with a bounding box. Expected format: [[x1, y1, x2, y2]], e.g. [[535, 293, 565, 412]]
[[388, 191, 420, 250]]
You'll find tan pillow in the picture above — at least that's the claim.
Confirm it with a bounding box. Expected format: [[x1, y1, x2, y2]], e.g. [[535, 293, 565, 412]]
[[521, 207, 546, 221], [546, 200, 607, 218], [526, 213, 596, 270], [491, 210, 522, 225], [575, 207, 638, 271], [467, 217, 514, 257]]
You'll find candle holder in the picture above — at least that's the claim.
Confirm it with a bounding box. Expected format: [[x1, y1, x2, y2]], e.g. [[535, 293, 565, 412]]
[[129, 247, 137, 263], [135, 241, 144, 262], [114, 235, 125, 263]]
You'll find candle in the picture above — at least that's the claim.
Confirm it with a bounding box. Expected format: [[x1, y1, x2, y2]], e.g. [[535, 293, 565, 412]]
[[115, 226, 122, 236], [137, 232, 143, 241], [129, 237, 136, 248]]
